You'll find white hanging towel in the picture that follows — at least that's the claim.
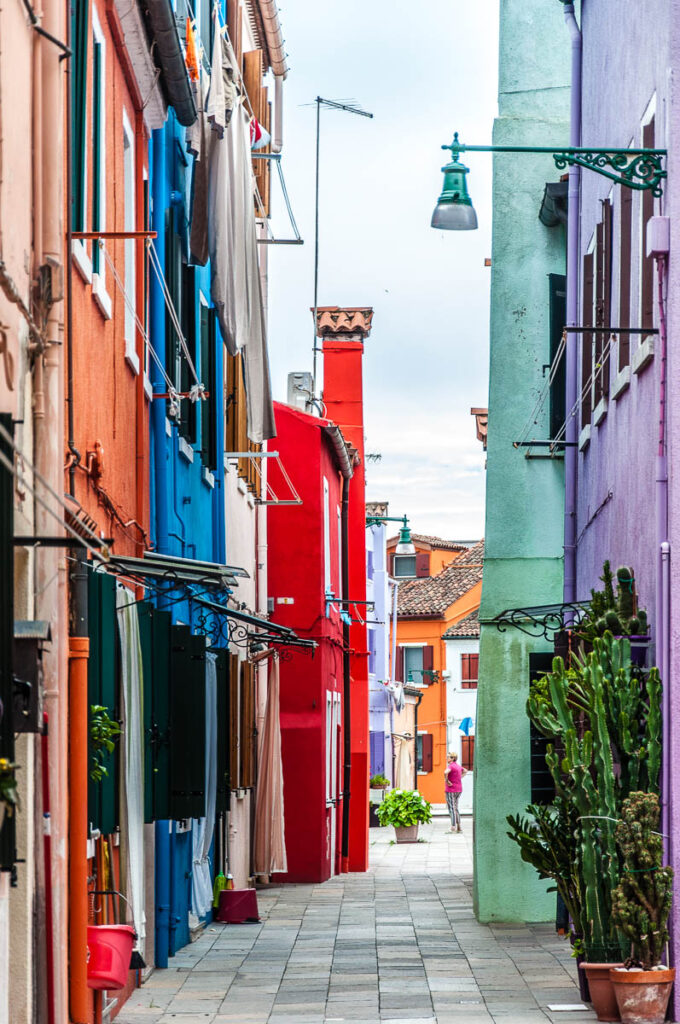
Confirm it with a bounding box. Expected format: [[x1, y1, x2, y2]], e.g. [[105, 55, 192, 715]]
[[191, 652, 217, 918]]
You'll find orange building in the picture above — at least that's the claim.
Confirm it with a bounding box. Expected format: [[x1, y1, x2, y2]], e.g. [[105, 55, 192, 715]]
[[389, 538, 483, 805]]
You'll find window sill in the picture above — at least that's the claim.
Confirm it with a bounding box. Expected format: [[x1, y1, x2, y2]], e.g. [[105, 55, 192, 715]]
[[144, 373, 153, 401], [92, 273, 113, 320], [202, 466, 215, 489], [417, 770, 429, 776], [125, 344, 140, 376], [165, 417, 173, 437], [593, 397, 608, 427], [72, 240, 92, 284], [237, 476, 248, 496], [178, 435, 194, 463], [612, 366, 631, 401], [578, 424, 591, 452], [633, 336, 655, 375]]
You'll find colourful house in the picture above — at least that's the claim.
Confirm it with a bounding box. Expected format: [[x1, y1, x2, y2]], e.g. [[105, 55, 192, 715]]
[[392, 540, 483, 806]]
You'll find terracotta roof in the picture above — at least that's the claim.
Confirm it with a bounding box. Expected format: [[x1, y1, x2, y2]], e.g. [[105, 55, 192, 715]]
[[397, 545, 484, 618], [453, 539, 485, 565], [314, 306, 374, 338], [387, 533, 472, 552], [443, 610, 480, 639]]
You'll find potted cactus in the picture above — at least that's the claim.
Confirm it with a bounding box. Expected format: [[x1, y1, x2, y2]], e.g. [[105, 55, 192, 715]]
[[577, 562, 650, 666], [609, 793, 674, 1024], [376, 789, 431, 843]]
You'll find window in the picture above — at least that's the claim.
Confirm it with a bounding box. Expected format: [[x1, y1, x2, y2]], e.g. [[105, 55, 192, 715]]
[[594, 198, 612, 406], [393, 554, 416, 578], [581, 247, 594, 427], [199, 297, 218, 471], [164, 214, 197, 443], [71, 0, 89, 234], [619, 183, 633, 369], [461, 653, 479, 689], [123, 111, 138, 371], [404, 646, 423, 684], [416, 733, 433, 773], [323, 477, 331, 595], [368, 630, 376, 675], [548, 274, 566, 440], [91, 9, 106, 278], [640, 116, 656, 333], [461, 736, 474, 772]]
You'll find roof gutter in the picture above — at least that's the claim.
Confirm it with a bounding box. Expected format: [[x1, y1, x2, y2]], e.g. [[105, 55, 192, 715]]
[[324, 423, 355, 480], [141, 0, 196, 126], [256, 0, 288, 78]]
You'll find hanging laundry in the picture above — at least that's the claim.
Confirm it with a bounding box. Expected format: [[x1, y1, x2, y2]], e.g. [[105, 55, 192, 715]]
[[185, 18, 199, 83], [205, 22, 238, 137], [250, 117, 271, 150], [187, 67, 211, 266]]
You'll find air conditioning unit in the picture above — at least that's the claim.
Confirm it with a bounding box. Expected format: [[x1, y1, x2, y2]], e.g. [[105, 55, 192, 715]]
[[287, 372, 313, 412]]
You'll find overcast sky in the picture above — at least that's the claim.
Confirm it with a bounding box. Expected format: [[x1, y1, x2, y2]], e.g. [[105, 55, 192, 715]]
[[266, 0, 499, 541]]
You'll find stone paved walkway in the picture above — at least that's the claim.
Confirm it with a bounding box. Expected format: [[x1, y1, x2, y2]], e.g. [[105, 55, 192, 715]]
[[117, 817, 595, 1024]]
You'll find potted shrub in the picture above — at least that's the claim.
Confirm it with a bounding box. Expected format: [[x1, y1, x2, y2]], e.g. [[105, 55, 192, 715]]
[[0, 758, 19, 832], [376, 788, 431, 843], [369, 773, 390, 804], [609, 792, 674, 1024]]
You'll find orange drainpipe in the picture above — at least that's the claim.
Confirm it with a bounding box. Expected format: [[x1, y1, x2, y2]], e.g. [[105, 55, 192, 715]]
[[69, 635, 90, 1023]]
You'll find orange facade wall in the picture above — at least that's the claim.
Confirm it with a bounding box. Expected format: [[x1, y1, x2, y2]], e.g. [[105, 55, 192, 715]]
[[67, 0, 150, 559]]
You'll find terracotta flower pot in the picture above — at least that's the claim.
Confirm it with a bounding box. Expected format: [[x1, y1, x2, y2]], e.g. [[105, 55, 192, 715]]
[[579, 963, 623, 1021], [609, 967, 675, 1024], [394, 824, 419, 843]]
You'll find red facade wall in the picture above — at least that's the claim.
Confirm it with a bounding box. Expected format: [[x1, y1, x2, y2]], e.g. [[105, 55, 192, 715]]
[[322, 338, 370, 872], [268, 404, 345, 882]]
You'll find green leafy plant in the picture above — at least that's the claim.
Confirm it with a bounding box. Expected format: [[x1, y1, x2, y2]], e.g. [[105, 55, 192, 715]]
[[369, 774, 390, 789], [90, 704, 122, 782], [0, 758, 20, 814], [376, 789, 431, 828], [611, 792, 673, 970]]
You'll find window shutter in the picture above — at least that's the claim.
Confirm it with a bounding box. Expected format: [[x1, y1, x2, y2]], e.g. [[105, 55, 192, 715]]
[[581, 251, 594, 427], [229, 654, 240, 790], [0, 416, 14, 871], [169, 627, 207, 818], [461, 736, 475, 771], [87, 569, 119, 836], [421, 733, 433, 773], [180, 264, 197, 444], [469, 653, 479, 681], [200, 306, 218, 471], [215, 650, 229, 812], [548, 274, 566, 440], [461, 654, 470, 681], [152, 608, 172, 821], [396, 646, 404, 683], [138, 602, 154, 823], [619, 188, 633, 369], [415, 552, 429, 577], [529, 653, 555, 804], [240, 662, 256, 788], [71, 0, 89, 232], [387, 552, 395, 575], [422, 646, 434, 673], [641, 118, 655, 330]]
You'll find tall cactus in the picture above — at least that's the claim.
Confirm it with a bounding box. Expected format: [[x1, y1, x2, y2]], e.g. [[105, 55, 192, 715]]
[[578, 561, 649, 641], [526, 633, 662, 959]]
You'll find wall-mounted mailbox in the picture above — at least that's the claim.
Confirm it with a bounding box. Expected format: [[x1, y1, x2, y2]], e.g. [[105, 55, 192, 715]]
[[13, 621, 51, 733]]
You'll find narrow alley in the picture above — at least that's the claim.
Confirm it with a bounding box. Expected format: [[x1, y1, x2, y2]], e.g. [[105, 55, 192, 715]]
[[118, 818, 589, 1024]]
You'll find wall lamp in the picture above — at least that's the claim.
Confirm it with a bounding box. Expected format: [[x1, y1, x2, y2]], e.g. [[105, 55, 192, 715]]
[[431, 132, 668, 230], [366, 514, 415, 556]]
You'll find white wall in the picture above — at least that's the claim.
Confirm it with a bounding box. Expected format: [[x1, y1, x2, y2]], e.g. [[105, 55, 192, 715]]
[[444, 637, 478, 814]]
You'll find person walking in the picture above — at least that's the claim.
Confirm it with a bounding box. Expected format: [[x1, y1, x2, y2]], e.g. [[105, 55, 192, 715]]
[[444, 750, 467, 833]]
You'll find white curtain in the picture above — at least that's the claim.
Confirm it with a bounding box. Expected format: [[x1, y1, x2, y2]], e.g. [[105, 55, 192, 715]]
[[254, 657, 287, 876], [192, 652, 217, 917], [116, 585, 146, 951], [394, 735, 413, 790]]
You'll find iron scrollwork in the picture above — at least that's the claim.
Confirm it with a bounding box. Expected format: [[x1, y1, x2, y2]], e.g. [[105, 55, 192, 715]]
[[491, 602, 591, 642], [553, 150, 666, 197]]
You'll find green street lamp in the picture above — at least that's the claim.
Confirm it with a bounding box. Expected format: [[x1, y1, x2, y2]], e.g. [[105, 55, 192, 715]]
[[431, 132, 668, 230], [366, 514, 416, 556]]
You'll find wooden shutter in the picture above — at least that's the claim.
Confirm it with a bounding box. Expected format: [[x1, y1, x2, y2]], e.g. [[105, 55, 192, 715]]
[[387, 552, 395, 575], [581, 251, 594, 427], [548, 274, 566, 440], [71, 0, 89, 231], [415, 552, 430, 577], [619, 187, 633, 369], [200, 306, 218, 470], [396, 646, 404, 682], [138, 602, 154, 823], [152, 608, 172, 821], [87, 569, 119, 835], [421, 733, 433, 773], [91, 37, 103, 273], [641, 118, 655, 330], [240, 661, 256, 788], [169, 627, 207, 818], [227, 0, 243, 66], [0, 415, 14, 871], [461, 653, 479, 689], [422, 646, 434, 674], [461, 736, 475, 771], [594, 200, 612, 403], [215, 650, 230, 811], [529, 653, 555, 804], [229, 654, 240, 789]]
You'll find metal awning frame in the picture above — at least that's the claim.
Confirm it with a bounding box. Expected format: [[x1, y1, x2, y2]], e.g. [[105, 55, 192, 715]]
[[193, 598, 316, 655], [483, 601, 591, 641]]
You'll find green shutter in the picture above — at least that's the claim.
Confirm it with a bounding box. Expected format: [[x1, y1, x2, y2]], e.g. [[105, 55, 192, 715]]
[[152, 609, 172, 820], [215, 650, 229, 812], [548, 274, 566, 441], [0, 415, 15, 871], [87, 570, 119, 835], [169, 627, 206, 818], [91, 38, 102, 273], [71, 0, 89, 232], [200, 307, 218, 471], [138, 602, 154, 822]]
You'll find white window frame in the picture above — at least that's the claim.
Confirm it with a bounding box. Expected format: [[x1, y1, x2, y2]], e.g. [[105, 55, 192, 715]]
[[123, 108, 139, 372], [91, 6, 112, 319], [402, 644, 425, 687], [393, 553, 417, 579], [336, 506, 342, 598], [323, 477, 331, 596]]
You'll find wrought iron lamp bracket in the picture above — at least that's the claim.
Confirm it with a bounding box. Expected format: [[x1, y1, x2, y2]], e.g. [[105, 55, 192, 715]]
[[443, 134, 667, 196]]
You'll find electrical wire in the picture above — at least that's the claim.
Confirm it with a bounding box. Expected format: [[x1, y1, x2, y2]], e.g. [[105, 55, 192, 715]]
[[515, 330, 567, 446], [551, 333, 615, 447], [147, 240, 201, 385]]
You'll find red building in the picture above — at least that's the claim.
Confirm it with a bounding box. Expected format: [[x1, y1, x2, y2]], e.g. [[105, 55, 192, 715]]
[[267, 404, 352, 881]]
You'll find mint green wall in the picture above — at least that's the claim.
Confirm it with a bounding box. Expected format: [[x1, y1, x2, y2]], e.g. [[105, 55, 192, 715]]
[[473, 0, 570, 923]]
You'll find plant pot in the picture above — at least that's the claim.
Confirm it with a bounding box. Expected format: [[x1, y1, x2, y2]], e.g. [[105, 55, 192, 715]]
[[394, 824, 419, 843], [0, 803, 5, 833], [369, 787, 387, 803], [369, 805, 381, 828], [86, 924, 136, 990], [609, 967, 675, 1024], [575, 953, 591, 1003], [579, 963, 623, 1021]]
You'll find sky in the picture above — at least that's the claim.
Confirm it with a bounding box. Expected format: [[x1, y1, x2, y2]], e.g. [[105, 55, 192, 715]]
[[266, 0, 499, 541]]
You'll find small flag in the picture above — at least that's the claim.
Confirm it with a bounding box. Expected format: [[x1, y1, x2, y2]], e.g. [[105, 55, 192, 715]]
[[250, 117, 271, 150], [459, 717, 473, 736]]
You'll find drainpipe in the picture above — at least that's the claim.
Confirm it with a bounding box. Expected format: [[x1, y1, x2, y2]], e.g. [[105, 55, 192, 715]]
[[340, 473, 351, 873], [413, 690, 424, 792], [562, 2, 582, 604], [150, 127, 171, 969]]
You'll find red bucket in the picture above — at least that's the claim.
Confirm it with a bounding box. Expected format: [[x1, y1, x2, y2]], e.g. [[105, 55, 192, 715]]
[[87, 924, 136, 990]]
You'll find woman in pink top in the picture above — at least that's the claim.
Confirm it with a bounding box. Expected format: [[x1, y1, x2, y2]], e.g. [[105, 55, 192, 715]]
[[444, 751, 468, 833]]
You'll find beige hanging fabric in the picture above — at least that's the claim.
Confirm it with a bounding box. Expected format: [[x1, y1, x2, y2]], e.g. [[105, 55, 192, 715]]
[[253, 657, 288, 875], [394, 735, 413, 790]]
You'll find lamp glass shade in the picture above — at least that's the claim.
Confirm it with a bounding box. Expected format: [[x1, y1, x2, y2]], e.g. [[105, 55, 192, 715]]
[[431, 201, 478, 231], [395, 520, 416, 555]]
